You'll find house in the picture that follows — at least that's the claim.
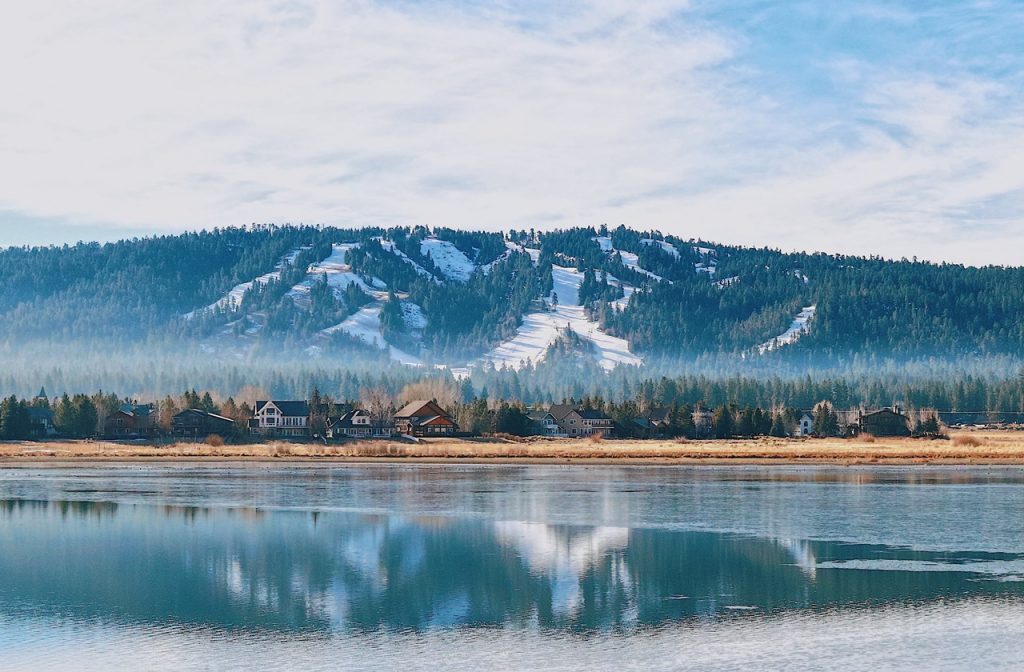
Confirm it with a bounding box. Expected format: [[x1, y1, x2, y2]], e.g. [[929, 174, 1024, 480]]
[[393, 400, 459, 437], [27, 405, 56, 437], [104, 403, 156, 438], [327, 410, 394, 439], [527, 409, 563, 436], [550, 406, 614, 437], [628, 407, 672, 438], [647, 407, 672, 433], [859, 406, 911, 437], [172, 409, 236, 438], [252, 400, 310, 437], [798, 414, 813, 437], [692, 408, 715, 438]]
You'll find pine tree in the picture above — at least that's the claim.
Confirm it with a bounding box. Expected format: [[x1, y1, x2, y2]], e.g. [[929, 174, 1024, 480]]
[[713, 405, 735, 439], [770, 414, 788, 437]]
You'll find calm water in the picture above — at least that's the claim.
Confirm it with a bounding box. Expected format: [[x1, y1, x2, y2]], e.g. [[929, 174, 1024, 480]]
[[2, 463, 1024, 671]]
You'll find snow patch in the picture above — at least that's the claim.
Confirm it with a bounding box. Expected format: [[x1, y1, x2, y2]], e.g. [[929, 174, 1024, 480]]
[[639, 238, 679, 258], [185, 246, 310, 318], [378, 238, 436, 281], [420, 237, 476, 282], [595, 236, 667, 283], [757, 305, 817, 354], [286, 243, 389, 307], [714, 275, 740, 289], [321, 304, 423, 366], [463, 265, 642, 373]]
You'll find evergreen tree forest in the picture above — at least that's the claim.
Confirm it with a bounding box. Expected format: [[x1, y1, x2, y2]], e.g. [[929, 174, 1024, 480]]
[[1, 223, 1023, 404]]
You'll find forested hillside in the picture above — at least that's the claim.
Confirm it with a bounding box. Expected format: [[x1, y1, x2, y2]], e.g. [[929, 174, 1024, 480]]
[[1, 223, 1023, 393]]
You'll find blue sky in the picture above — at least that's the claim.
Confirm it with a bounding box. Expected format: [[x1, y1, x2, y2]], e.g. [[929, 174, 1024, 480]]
[[0, 1, 1021, 264]]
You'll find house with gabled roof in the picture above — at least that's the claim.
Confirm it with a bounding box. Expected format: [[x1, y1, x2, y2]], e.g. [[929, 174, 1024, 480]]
[[527, 409, 563, 436], [547, 404, 614, 437], [859, 405, 911, 437], [327, 409, 394, 439], [173, 409, 236, 439], [104, 402, 156, 438], [393, 400, 458, 437], [252, 400, 310, 437]]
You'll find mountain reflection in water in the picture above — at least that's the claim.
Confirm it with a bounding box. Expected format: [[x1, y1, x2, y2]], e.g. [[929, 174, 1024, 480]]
[[2, 496, 1023, 634]]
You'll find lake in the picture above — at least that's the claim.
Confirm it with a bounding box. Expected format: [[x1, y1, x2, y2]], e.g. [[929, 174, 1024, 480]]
[[1, 463, 1024, 670]]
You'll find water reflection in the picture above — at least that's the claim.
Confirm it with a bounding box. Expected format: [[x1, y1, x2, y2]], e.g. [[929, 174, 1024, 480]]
[[2, 498, 1023, 634]]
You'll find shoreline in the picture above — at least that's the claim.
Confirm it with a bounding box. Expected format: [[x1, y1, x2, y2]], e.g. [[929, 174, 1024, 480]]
[[4, 432, 1024, 466]]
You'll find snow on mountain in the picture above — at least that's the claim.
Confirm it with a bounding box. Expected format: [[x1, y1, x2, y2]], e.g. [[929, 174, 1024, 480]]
[[757, 305, 817, 354], [401, 302, 428, 331], [461, 264, 642, 373], [320, 304, 423, 366], [185, 246, 310, 318], [639, 238, 679, 258], [286, 243, 388, 307], [594, 236, 667, 283], [378, 238, 437, 281], [605, 271, 638, 310], [420, 237, 475, 282], [714, 275, 740, 289], [616, 249, 665, 282], [794, 270, 810, 284]]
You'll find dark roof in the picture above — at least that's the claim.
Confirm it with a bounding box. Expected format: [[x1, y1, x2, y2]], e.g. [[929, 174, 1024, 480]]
[[256, 400, 309, 416], [118, 403, 154, 417], [547, 404, 577, 420], [576, 409, 611, 420], [175, 408, 234, 423], [862, 408, 907, 419], [647, 407, 671, 423], [394, 400, 449, 419], [330, 410, 370, 429]]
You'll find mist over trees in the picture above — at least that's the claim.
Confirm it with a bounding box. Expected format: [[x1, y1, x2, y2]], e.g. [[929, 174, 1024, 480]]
[[2, 223, 1024, 414]]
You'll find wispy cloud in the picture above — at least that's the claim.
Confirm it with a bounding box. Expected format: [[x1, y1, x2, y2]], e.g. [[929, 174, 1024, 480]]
[[0, 1, 1021, 264]]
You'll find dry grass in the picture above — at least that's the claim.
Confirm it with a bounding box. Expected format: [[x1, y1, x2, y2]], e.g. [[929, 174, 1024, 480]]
[[953, 434, 983, 448], [1, 430, 1023, 464]]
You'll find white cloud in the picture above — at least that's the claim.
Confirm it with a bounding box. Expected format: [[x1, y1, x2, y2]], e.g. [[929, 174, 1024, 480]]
[[0, 1, 1022, 265]]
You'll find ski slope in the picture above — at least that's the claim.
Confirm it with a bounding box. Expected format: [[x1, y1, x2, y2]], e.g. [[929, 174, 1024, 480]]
[[286, 243, 388, 307], [321, 304, 423, 366], [639, 238, 680, 258], [594, 236, 667, 283], [757, 305, 817, 354], [420, 237, 475, 282], [185, 246, 309, 318], [468, 265, 642, 372], [378, 239, 437, 281]]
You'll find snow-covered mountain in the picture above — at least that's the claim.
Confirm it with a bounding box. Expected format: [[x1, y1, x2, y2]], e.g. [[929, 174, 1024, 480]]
[[5, 224, 1024, 375]]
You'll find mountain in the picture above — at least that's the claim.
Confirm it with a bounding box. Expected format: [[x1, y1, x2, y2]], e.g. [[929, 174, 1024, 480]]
[[2, 224, 1023, 377]]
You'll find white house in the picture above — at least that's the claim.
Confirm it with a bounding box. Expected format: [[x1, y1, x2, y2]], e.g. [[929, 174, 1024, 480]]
[[252, 400, 310, 437], [798, 414, 813, 437]]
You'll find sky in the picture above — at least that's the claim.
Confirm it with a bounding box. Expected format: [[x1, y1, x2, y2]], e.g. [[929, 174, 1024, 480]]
[[1, 1, 1022, 265]]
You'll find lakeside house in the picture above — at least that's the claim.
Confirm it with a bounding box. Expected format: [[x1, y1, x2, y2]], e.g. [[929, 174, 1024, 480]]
[[393, 400, 459, 437], [798, 414, 813, 437], [859, 406, 911, 437], [104, 403, 156, 438], [546, 404, 614, 437], [692, 408, 715, 438], [251, 400, 310, 437], [172, 408, 236, 439], [327, 410, 394, 439], [527, 409, 562, 436]]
